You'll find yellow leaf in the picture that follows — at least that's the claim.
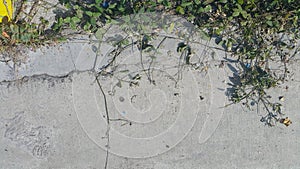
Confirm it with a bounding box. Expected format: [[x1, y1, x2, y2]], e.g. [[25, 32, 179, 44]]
[[0, 0, 13, 22], [280, 117, 292, 126]]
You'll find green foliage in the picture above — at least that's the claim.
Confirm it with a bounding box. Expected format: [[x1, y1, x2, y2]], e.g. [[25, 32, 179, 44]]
[[231, 65, 278, 104], [0, 16, 52, 50], [0, 2, 63, 52], [54, 0, 133, 32]]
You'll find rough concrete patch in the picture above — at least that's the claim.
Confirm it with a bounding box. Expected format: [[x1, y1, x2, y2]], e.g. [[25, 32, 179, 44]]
[[1, 111, 53, 159], [0, 74, 107, 169]]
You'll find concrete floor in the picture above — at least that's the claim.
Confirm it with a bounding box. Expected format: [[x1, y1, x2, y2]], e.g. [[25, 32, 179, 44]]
[[0, 11, 300, 169]]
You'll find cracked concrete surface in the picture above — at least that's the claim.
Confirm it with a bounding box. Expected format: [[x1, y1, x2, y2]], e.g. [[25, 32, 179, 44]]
[[1, 11, 300, 169], [0, 35, 99, 83], [0, 35, 300, 168]]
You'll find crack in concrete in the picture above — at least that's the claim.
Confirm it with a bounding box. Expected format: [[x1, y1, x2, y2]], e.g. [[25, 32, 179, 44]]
[[0, 69, 92, 85]]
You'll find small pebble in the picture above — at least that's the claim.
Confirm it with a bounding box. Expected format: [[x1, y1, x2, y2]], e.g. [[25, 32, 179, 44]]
[[279, 96, 284, 101]]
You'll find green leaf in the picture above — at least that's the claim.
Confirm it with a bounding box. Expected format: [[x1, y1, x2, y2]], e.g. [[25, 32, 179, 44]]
[[76, 10, 83, 19], [20, 34, 31, 43], [181, 2, 193, 7], [237, 0, 244, 5], [273, 20, 280, 28], [198, 7, 204, 13], [118, 7, 125, 12], [85, 11, 93, 17], [109, 3, 117, 9], [266, 21, 273, 26], [265, 14, 272, 20], [71, 17, 81, 24], [232, 11, 240, 17], [106, 9, 113, 14], [83, 23, 91, 31], [90, 18, 96, 26], [194, 0, 201, 5], [70, 21, 77, 30], [203, 0, 214, 5], [73, 5, 80, 10], [204, 5, 212, 12], [241, 21, 247, 26], [241, 11, 248, 19], [219, 0, 227, 3], [293, 16, 298, 26], [176, 6, 185, 14], [215, 27, 224, 35], [236, 4, 243, 11], [64, 17, 71, 23]]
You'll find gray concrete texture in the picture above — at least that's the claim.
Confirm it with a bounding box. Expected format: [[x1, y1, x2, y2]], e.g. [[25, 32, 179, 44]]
[[0, 7, 300, 169]]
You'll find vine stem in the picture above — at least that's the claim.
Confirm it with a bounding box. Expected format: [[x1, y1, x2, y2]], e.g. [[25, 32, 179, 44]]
[[95, 75, 110, 169]]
